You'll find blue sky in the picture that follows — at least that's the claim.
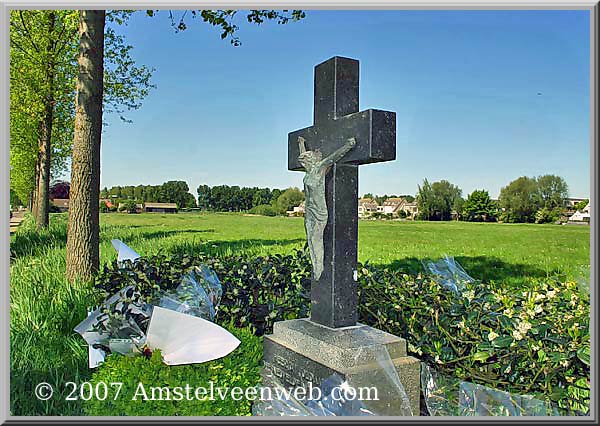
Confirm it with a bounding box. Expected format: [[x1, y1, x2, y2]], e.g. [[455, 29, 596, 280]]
[[99, 10, 590, 199]]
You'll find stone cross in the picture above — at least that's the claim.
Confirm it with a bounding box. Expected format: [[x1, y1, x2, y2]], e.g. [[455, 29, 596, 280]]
[[288, 56, 396, 328]]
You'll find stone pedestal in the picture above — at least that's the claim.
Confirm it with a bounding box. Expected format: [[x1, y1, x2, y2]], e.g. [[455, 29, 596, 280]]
[[263, 318, 421, 416]]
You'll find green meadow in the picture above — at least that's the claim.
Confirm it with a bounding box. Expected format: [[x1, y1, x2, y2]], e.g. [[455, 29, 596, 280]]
[[9, 212, 590, 415], [100, 212, 589, 286]]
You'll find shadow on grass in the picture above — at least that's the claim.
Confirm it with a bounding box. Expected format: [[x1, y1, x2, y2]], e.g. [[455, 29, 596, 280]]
[[99, 228, 216, 243], [165, 237, 306, 257], [376, 255, 552, 285], [9, 221, 67, 259], [11, 219, 218, 260]]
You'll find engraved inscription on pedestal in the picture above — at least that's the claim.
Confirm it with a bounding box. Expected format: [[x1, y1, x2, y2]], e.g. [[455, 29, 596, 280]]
[[263, 344, 335, 390], [263, 318, 421, 415]]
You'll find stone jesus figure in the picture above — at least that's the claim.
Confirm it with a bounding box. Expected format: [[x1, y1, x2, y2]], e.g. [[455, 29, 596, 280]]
[[297, 136, 356, 280]]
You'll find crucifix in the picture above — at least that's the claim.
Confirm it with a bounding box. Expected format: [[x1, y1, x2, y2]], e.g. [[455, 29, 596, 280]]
[[288, 56, 396, 328]]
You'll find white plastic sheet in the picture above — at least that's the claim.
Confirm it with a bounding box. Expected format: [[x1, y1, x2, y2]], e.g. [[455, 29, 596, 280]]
[[145, 307, 240, 365], [253, 327, 413, 416], [253, 372, 375, 416], [421, 363, 561, 416], [111, 238, 141, 263], [74, 286, 150, 367], [157, 265, 223, 321], [75, 240, 235, 368], [422, 255, 475, 295]]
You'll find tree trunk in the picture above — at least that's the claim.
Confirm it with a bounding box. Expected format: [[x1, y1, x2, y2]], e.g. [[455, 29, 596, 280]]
[[66, 10, 105, 283], [31, 12, 56, 227], [35, 102, 54, 229], [35, 12, 56, 229], [31, 163, 38, 215], [31, 137, 41, 216]]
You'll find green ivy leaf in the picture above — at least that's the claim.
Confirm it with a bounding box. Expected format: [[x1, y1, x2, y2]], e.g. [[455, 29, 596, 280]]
[[473, 351, 490, 362], [577, 347, 590, 366], [492, 336, 513, 348]]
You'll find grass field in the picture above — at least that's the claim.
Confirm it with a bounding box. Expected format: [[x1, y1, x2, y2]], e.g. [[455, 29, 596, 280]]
[[12, 212, 590, 285], [9, 212, 590, 415], [101, 212, 590, 286]]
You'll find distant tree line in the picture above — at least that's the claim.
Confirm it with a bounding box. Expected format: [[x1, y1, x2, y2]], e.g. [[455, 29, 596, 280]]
[[197, 184, 304, 215], [96, 173, 573, 224], [100, 180, 196, 208], [413, 174, 573, 224], [96, 182, 307, 215]]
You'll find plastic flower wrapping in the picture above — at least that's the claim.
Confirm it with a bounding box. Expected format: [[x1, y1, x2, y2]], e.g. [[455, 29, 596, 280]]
[[74, 240, 238, 368]]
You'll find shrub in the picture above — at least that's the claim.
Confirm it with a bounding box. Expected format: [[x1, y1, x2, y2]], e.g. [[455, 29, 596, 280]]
[[124, 200, 138, 214], [359, 267, 589, 414], [100, 201, 109, 213], [95, 250, 311, 336], [83, 324, 262, 416], [94, 251, 590, 413], [248, 204, 278, 217], [275, 187, 304, 214], [535, 207, 562, 224], [573, 199, 589, 212]]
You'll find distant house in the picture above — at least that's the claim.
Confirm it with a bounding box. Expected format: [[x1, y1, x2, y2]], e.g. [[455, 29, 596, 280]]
[[100, 199, 115, 209], [358, 198, 379, 218], [144, 202, 177, 213], [401, 200, 419, 218], [568, 202, 590, 224], [51, 198, 69, 212], [287, 201, 305, 217], [566, 197, 588, 208], [380, 197, 419, 219], [380, 197, 404, 215]]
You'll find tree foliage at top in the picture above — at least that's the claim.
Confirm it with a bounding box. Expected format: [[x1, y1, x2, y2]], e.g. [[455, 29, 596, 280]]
[[149, 9, 306, 46], [9, 10, 155, 211], [9, 10, 78, 205], [104, 11, 155, 122]]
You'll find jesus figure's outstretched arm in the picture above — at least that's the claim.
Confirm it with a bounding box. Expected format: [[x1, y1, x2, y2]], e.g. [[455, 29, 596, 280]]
[[319, 137, 356, 169], [298, 136, 307, 154]]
